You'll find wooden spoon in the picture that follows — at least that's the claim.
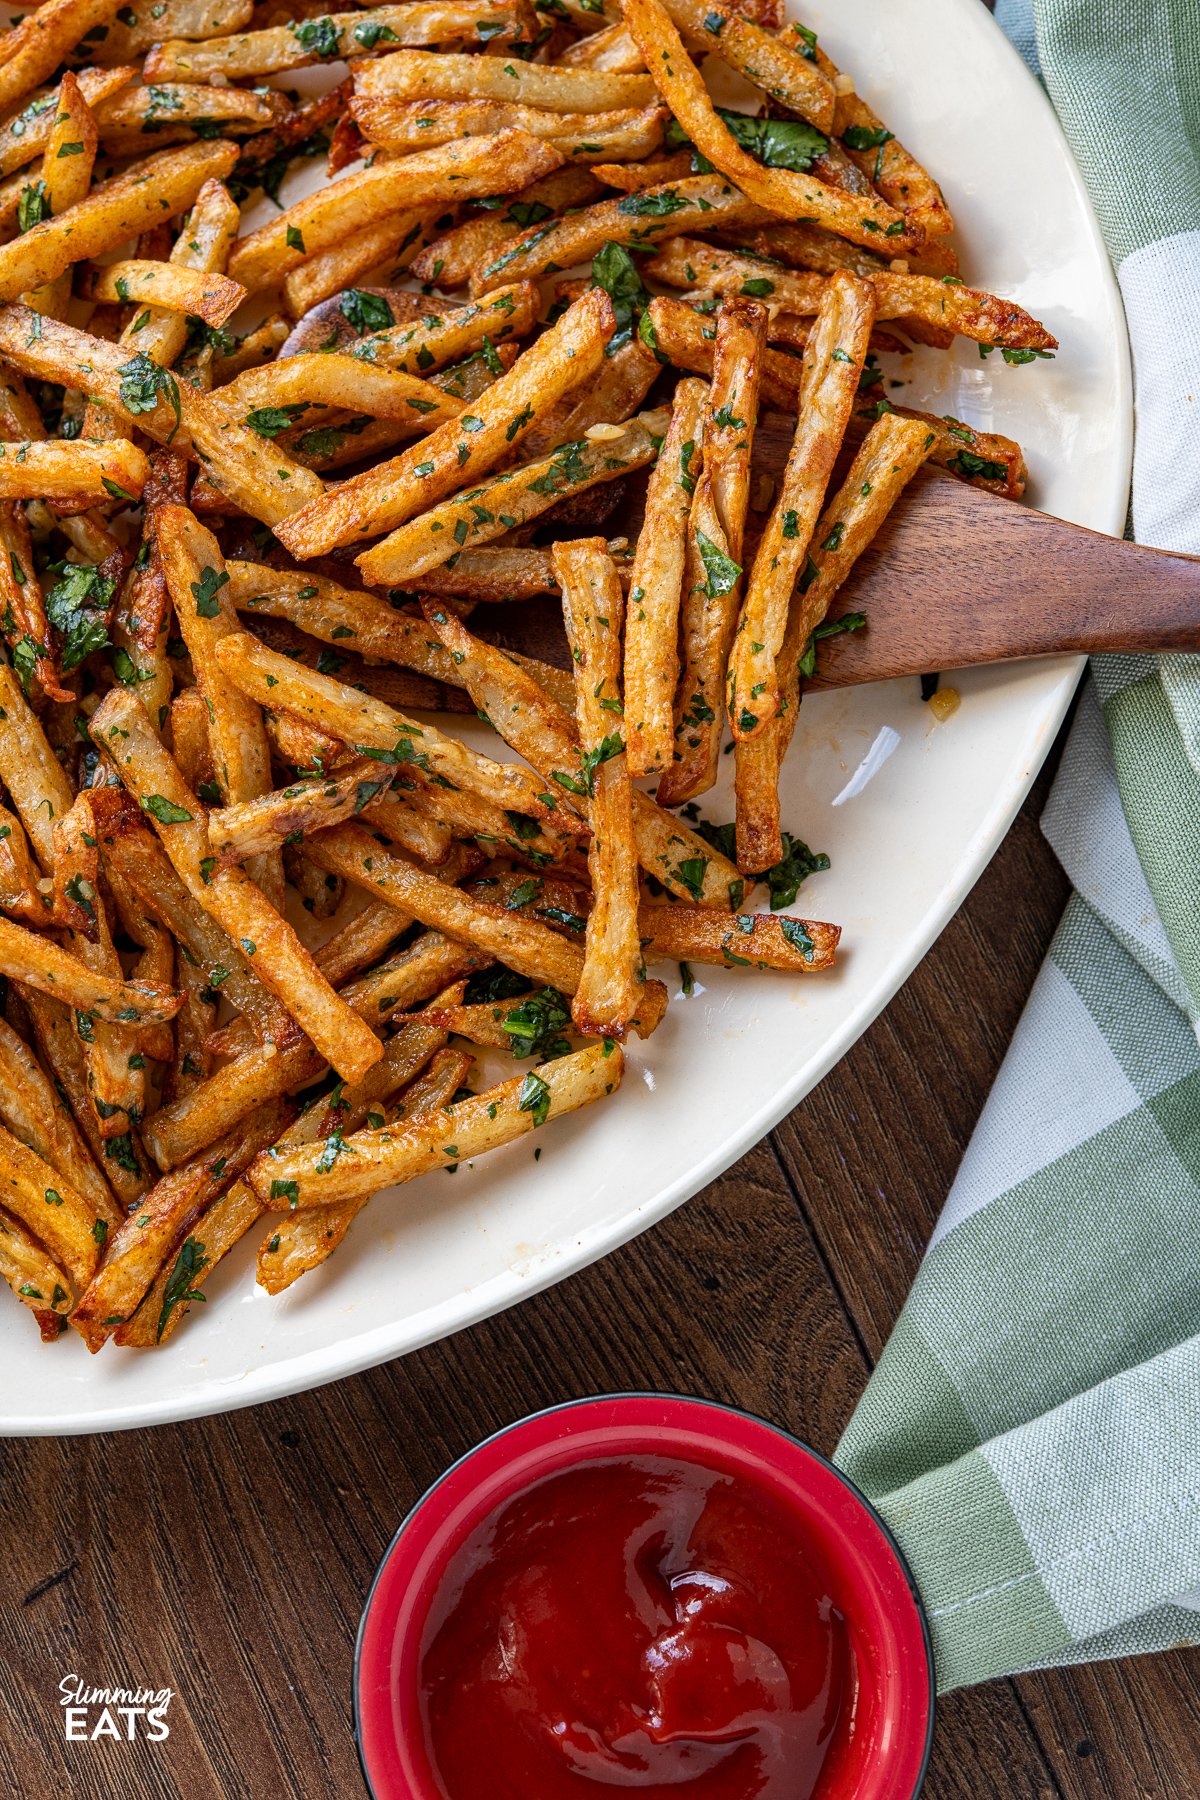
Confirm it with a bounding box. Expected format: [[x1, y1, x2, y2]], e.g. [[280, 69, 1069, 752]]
[[800, 465, 1197, 688]]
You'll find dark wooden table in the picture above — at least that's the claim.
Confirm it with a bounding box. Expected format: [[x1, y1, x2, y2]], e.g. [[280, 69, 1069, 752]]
[[3, 728, 1198, 1798]]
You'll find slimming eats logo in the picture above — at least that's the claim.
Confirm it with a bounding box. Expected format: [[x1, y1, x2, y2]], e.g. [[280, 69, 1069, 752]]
[[58, 1675, 173, 1741]]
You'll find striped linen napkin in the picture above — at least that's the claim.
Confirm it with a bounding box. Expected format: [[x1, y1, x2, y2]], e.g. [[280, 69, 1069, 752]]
[[834, 0, 1200, 1692]]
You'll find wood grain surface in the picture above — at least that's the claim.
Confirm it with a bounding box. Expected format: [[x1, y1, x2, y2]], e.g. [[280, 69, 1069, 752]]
[[2, 724, 1199, 1798]]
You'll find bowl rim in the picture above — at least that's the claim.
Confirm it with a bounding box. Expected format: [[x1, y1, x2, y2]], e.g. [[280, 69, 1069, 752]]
[[352, 1390, 936, 1800]]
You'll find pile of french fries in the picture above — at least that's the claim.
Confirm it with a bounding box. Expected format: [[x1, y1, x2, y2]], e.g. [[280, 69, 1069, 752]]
[[0, 0, 1054, 1352]]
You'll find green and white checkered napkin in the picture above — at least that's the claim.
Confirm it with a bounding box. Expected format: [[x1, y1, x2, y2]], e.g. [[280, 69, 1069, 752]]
[[835, 0, 1200, 1693]]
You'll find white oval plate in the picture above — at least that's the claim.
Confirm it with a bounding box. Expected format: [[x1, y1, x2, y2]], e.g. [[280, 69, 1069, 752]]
[[1, 0, 1130, 1433]]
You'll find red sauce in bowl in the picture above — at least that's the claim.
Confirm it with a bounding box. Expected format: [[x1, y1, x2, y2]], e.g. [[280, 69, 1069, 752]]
[[418, 1455, 850, 1799]]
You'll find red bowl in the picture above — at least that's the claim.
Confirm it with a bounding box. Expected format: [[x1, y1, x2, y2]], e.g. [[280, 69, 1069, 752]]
[[355, 1393, 934, 1800]]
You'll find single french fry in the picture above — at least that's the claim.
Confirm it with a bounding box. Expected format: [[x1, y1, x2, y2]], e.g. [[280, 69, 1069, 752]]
[[85, 261, 245, 328], [356, 790, 453, 867], [70, 1096, 293, 1351], [24, 69, 98, 322], [21, 987, 151, 1208], [0, 1205, 72, 1322], [555, 540, 647, 1039], [654, 0, 834, 131], [0, 1120, 103, 1287], [849, 394, 1028, 500], [421, 604, 746, 907], [255, 1041, 470, 1296], [249, 1039, 623, 1209], [0, 1012, 120, 1230], [0, 308, 322, 526], [275, 287, 615, 558], [146, 2, 527, 80], [734, 411, 934, 872], [211, 355, 462, 437], [410, 167, 599, 290], [94, 80, 284, 144], [79, 0, 253, 60], [352, 94, 664, 164], [812, 37, 952, 239], [213, 629, 558, 820], [354, 47, 655, 112], [0, 911, 181, 1022], [227, 130, 563, 293], [0, 438, 148, 504], [0, 70, 134, 181], [658, 295, 765, 802], [92, 688, 384, 1085], [559, 18, 644, 71], [0, 796, 45, 920], [414, 542, 627, 602], [208, 757, 398, 862], [0, 664, 74, 870], [624, 375, 705, 777], [0, 140, 237, 304], [281, 208, 440, 317], [355, 415, 658, 586], [728, 271, 874, 740], [474, 173, 767, 292], [0, 0, 125, 119], [0, 503, 65, 704], [638, 901, 839, 969], [212, 314, 288, 383]]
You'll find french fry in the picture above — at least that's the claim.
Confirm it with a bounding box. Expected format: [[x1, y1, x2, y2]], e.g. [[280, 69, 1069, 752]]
[[813, 37, 953, 239], [414, 542, 625, 602], [213, 629, 559, 819], [275, 287, 615, 558], [354, 47, 655, 112], [727, 271, 874, 740], [474, 173, 767, 291], [555, 539, 647, 1039], [21, 987, 151, 1207], [0, 141, 237, 304], [0, 438, 148, 504], [227, 131, 564, 293], [211, 354, 463, 435], [0, 70, 134, 181], [355, 415, 658, 586], [255, 1041, 470, 1297], [0, 911, 181, 1022], [849, 394, 1028, 501], [654, 0, 834, 130], [80, 0, 253, 60], [92, 688, 384, 1085], [146, 1, 527, 79], [0, 666, 74, 871], [315, 283, 539, 382], [352, 95, 665, 164], [588, 151, 691, 192], [0, 797, 45, 920], [624, 375, 705, 777], [208, 756, 398, 862], [356, 790, 453, 867], [85, 261, 245, 328], [0, 504, 64, 703], [249, 1039, 623, 1209], [0, 0, 125, 118], [212, 314, 289, 383], [71, 1095, 293, 1351], [421, 603, 745, 906], [0, 1121, 104, 1287], [94, 80, 284, 145], [410, 167, 599, 290], [24, 69, 98, 322], [646, 239, 1056, 351], [644, 294, 807, 409], [281, 209, 440, 317], [734, 411, 933, 872], [0, 308, 322, 526], [0, 1011, 120, 1230], [658, 295, 765, 802], [528, 336, 660, 456], [638, 901, 838, 969], [0, 1206, 72, 1324]]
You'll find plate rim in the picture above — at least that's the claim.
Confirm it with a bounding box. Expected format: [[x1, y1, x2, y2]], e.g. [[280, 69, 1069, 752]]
[[2, 0, 1133, 1436]]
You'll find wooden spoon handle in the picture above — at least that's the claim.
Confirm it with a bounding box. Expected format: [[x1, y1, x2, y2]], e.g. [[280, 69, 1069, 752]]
[[809, 470, 1200, 688]]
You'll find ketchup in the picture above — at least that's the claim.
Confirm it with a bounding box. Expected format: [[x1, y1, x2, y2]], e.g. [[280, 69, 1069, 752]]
[[418, 1455, 850, 1799]]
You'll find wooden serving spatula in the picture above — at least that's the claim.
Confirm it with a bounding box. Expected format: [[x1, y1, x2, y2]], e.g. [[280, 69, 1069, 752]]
[[808, 466, 1198, 688]]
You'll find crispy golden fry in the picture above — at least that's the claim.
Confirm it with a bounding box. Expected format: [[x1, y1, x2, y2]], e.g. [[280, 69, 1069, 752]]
[[654, 0, 833, 126], [0, 911, 181, 1022], [0, 504, 64, 704], [421, 603, 745, 906], [209, 757, 398, 862], [588, 151, 691, 192], [94, 80, 284, 144], [25, 68, 97, 322], [357, 789, 453, 866], [82, 0, 253, 60], [555, 540, 646, 1039], [0, 140, 237, 303], [0, 1011, 125, 1232], [624, 376, 704, 778], [0, 0, 124, 117], [213, 629, 557, 820], [212, 354, 462, 437], [92, 689, 384, 1085], [410, 167, 599, 290], [728, 271, 874, 740], [71, 1096, 292, 1351], [282, 209, 440, 317], [250, 1038, 622, 1209], [146, 1, 526, 79], [527, 336, 660, 457], [474, 173, 766, 291], [735, 411, 934, 872], [355, 415, 657, 586], [275, 287, 614, 558], [646, 238, 1056, 350], [0, 1120, 104, 1287], [21, 987, 151, 1208], [644, 294, 807, 409], [414, 544, 577, 601], [0, 70, 134, 180], [255, 1040, 469, 1297], [0, 664, 74, 869], [658, 296, 765, 803], [0, 308, 321, 526], [0, 1205, 73, 1324], [0, 438, 147, 504], [227, 131, 563, 293], [352, 94, 665, 163], [0, 797, 46, 920], [638, 901, 839, 969], [85, 260, 245, 327], [355, 46, 655, 112], [849, 394, 1029, 500]]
